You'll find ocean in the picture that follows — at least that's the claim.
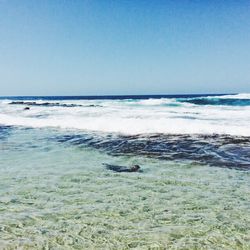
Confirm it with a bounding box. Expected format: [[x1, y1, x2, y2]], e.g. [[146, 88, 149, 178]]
[[0, 94, 250, 249]]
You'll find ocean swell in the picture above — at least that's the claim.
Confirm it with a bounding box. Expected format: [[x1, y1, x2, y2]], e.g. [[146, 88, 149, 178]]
[[0, 94, 250, 136], [178, 98, 250, 106]]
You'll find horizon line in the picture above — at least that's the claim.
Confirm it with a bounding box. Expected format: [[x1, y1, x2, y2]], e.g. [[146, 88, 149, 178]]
[[0, 93, 237, 98]]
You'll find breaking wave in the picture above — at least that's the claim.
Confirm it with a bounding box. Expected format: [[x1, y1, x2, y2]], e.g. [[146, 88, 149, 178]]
[[0, 94, 250, 136]]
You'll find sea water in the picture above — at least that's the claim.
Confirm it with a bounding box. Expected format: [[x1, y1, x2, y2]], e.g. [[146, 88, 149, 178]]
[[0, 94, 249, 249]]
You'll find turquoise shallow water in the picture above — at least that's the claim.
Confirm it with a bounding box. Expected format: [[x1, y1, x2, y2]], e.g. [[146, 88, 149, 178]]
[[0, 127, 250, 249]]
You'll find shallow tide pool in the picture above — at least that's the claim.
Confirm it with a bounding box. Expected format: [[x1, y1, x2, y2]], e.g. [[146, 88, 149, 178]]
[[0, 128, 250, 249]]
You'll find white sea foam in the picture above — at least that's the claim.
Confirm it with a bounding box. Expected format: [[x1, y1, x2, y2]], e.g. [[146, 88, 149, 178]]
[[137, 98, 175, 105], [1, 97, 250, 136], [210, 93, 250, 99]]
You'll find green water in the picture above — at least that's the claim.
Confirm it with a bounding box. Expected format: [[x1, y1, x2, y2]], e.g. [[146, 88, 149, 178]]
[[0, 128, 250, 249]]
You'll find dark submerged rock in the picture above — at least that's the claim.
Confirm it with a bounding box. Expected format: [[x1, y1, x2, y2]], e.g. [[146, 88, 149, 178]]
[[55, 133, 250, 170], [103, 163, 141, 173]]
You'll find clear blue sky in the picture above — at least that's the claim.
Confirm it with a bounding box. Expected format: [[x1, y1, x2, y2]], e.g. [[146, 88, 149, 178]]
[[0, 0, 250, 96]]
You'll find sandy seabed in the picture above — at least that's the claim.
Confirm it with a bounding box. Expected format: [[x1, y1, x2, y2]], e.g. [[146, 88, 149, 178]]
[[0, 128, 250, 249]]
